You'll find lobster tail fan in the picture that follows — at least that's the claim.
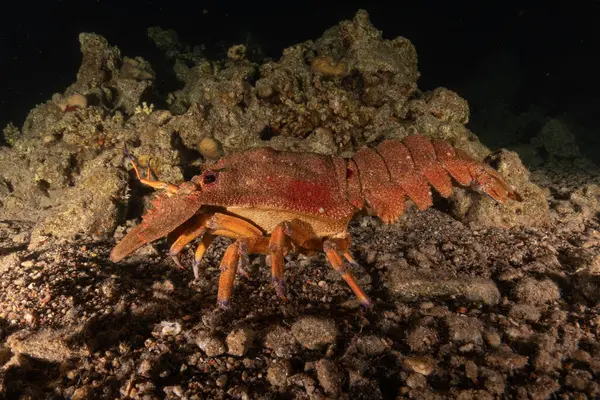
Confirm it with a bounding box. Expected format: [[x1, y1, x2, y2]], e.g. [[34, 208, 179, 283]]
[[453, 148, 520, 203], [477, 164, 522, 202]]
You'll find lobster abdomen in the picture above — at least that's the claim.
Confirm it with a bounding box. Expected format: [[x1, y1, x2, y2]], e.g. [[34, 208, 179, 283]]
[[348, 135, 518, 223]]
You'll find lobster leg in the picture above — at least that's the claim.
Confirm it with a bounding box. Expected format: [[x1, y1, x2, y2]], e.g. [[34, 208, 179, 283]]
[[205, 213, 264, 279], [207, 213, 264, 238], [269, 223, 289, 300], [343, 252, 360, 268], [217, 240, 243, 309], [166, 212, 265, 281], [193, 233, 215, 280], [323, 238, 372, 308], [269, 220, 326, 300], [205, 214, 265, 308], [282, 219, 323, 250], [217, 237, 265, 309], [127, 155, 179, 194], [167, 214, 212, 269]]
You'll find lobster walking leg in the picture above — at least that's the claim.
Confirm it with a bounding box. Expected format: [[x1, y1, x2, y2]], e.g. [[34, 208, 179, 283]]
[[269, 220, 327, 300], [193, 233, 215, 280], [203, 213, 265, 308], [323, 238, 372, 308], [206, 213, 264, 279], [283, 220, 323, 250], [207, 213, 264, 238], [167, 214, 211, 269], [343, 252, 360, 268], [269, 223, 289, 300], [217, 240, 243, 309], [217, 237, 265, 309]]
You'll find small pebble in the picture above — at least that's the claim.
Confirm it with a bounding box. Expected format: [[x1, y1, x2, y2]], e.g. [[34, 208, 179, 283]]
[[571, 349, 592, 364], [486, 350, 528, 371], [23, 312, 38, 326], [445, 315, 483, 345], [315, 359, 342, 396], [215, 374, 228, 388], [406, 326, 438, 353], [291, 316, 338, 350], [509, 304, 541, 322], [267, 360, 291, 388], [264, 325, 298, 357], [403, 356, 436, 376], [72, 386, 92, 400], [137, 359, 155, 378], [513, 277, 561, 305], [484, 331, 502, 348], [160, 321, 182, 337], [355, 335, 391, 357], [405, 373, 427, 389], [226, 327, 255, 356], [196, 331, 226, 357]]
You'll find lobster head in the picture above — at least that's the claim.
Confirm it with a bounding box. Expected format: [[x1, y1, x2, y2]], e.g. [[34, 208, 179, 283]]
[[109, 181, 206, 262], [109, 153, 248, 263]]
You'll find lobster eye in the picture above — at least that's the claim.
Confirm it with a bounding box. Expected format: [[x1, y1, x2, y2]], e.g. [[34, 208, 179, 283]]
[[203, 171, 217, 184]]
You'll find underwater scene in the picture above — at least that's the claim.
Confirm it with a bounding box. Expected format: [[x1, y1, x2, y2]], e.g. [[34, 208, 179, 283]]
[[0, 1, 599, 398]]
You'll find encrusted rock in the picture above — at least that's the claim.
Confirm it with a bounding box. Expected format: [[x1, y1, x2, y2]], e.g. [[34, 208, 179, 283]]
[[6, 327, 88, 363], [445, 315, 484, 345], [314, 359, 342, 396], [195, 331, 226, 357], [387, 271, 500, 305], [264, 325, 299, 357], [267, 360, 292, 388], [512, 277, 561, 305], [226, 327, 255, 356], [291, 316, 338, 350], [29, 156, 127, 248], [406, 326, 439, 353]]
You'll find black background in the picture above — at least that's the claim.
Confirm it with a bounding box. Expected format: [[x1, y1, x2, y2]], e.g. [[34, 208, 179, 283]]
[[1, 0, 599, 148]]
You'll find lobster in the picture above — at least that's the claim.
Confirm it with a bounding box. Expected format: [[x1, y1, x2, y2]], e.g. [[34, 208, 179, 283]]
[[110, 134, 519, 308]]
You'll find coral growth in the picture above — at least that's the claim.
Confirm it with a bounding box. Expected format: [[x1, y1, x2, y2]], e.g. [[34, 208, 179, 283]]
[[1, 10, 547, 247]]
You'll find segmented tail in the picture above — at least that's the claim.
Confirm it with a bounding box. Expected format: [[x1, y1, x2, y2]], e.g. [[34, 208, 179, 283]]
[[350, 135, 520, 223]]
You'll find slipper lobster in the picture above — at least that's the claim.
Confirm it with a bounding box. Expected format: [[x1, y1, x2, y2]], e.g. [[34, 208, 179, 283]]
[[110, 134, 519, 308]]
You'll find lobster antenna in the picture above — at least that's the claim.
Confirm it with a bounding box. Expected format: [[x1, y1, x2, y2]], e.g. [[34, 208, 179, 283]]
[[122, 144, 143, 181]]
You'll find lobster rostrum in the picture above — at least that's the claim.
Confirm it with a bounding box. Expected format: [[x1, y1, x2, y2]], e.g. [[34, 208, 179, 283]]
[[111, 135, 519, 308]]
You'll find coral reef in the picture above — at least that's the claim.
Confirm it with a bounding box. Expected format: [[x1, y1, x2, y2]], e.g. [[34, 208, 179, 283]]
[[0, 10, 548, 246], [532, 117, 582, 158]]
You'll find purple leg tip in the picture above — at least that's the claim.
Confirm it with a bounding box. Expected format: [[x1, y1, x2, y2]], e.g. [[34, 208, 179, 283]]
[[192, 260, 201, 280], [361, 297, 373, 309], [237, 265, 250, 279], [272, 278, 287, 299], [217, 299, 230, 310]]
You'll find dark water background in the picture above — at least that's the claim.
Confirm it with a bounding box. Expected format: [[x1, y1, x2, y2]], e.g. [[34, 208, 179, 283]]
[[1, 0, 598, 159]]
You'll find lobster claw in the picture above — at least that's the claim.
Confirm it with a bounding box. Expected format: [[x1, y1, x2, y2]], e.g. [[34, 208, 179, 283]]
[[110, 182, 204, 262]]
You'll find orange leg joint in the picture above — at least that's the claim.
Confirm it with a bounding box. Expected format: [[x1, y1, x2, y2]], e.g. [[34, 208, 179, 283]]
[[323, 239, 372, 308]]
